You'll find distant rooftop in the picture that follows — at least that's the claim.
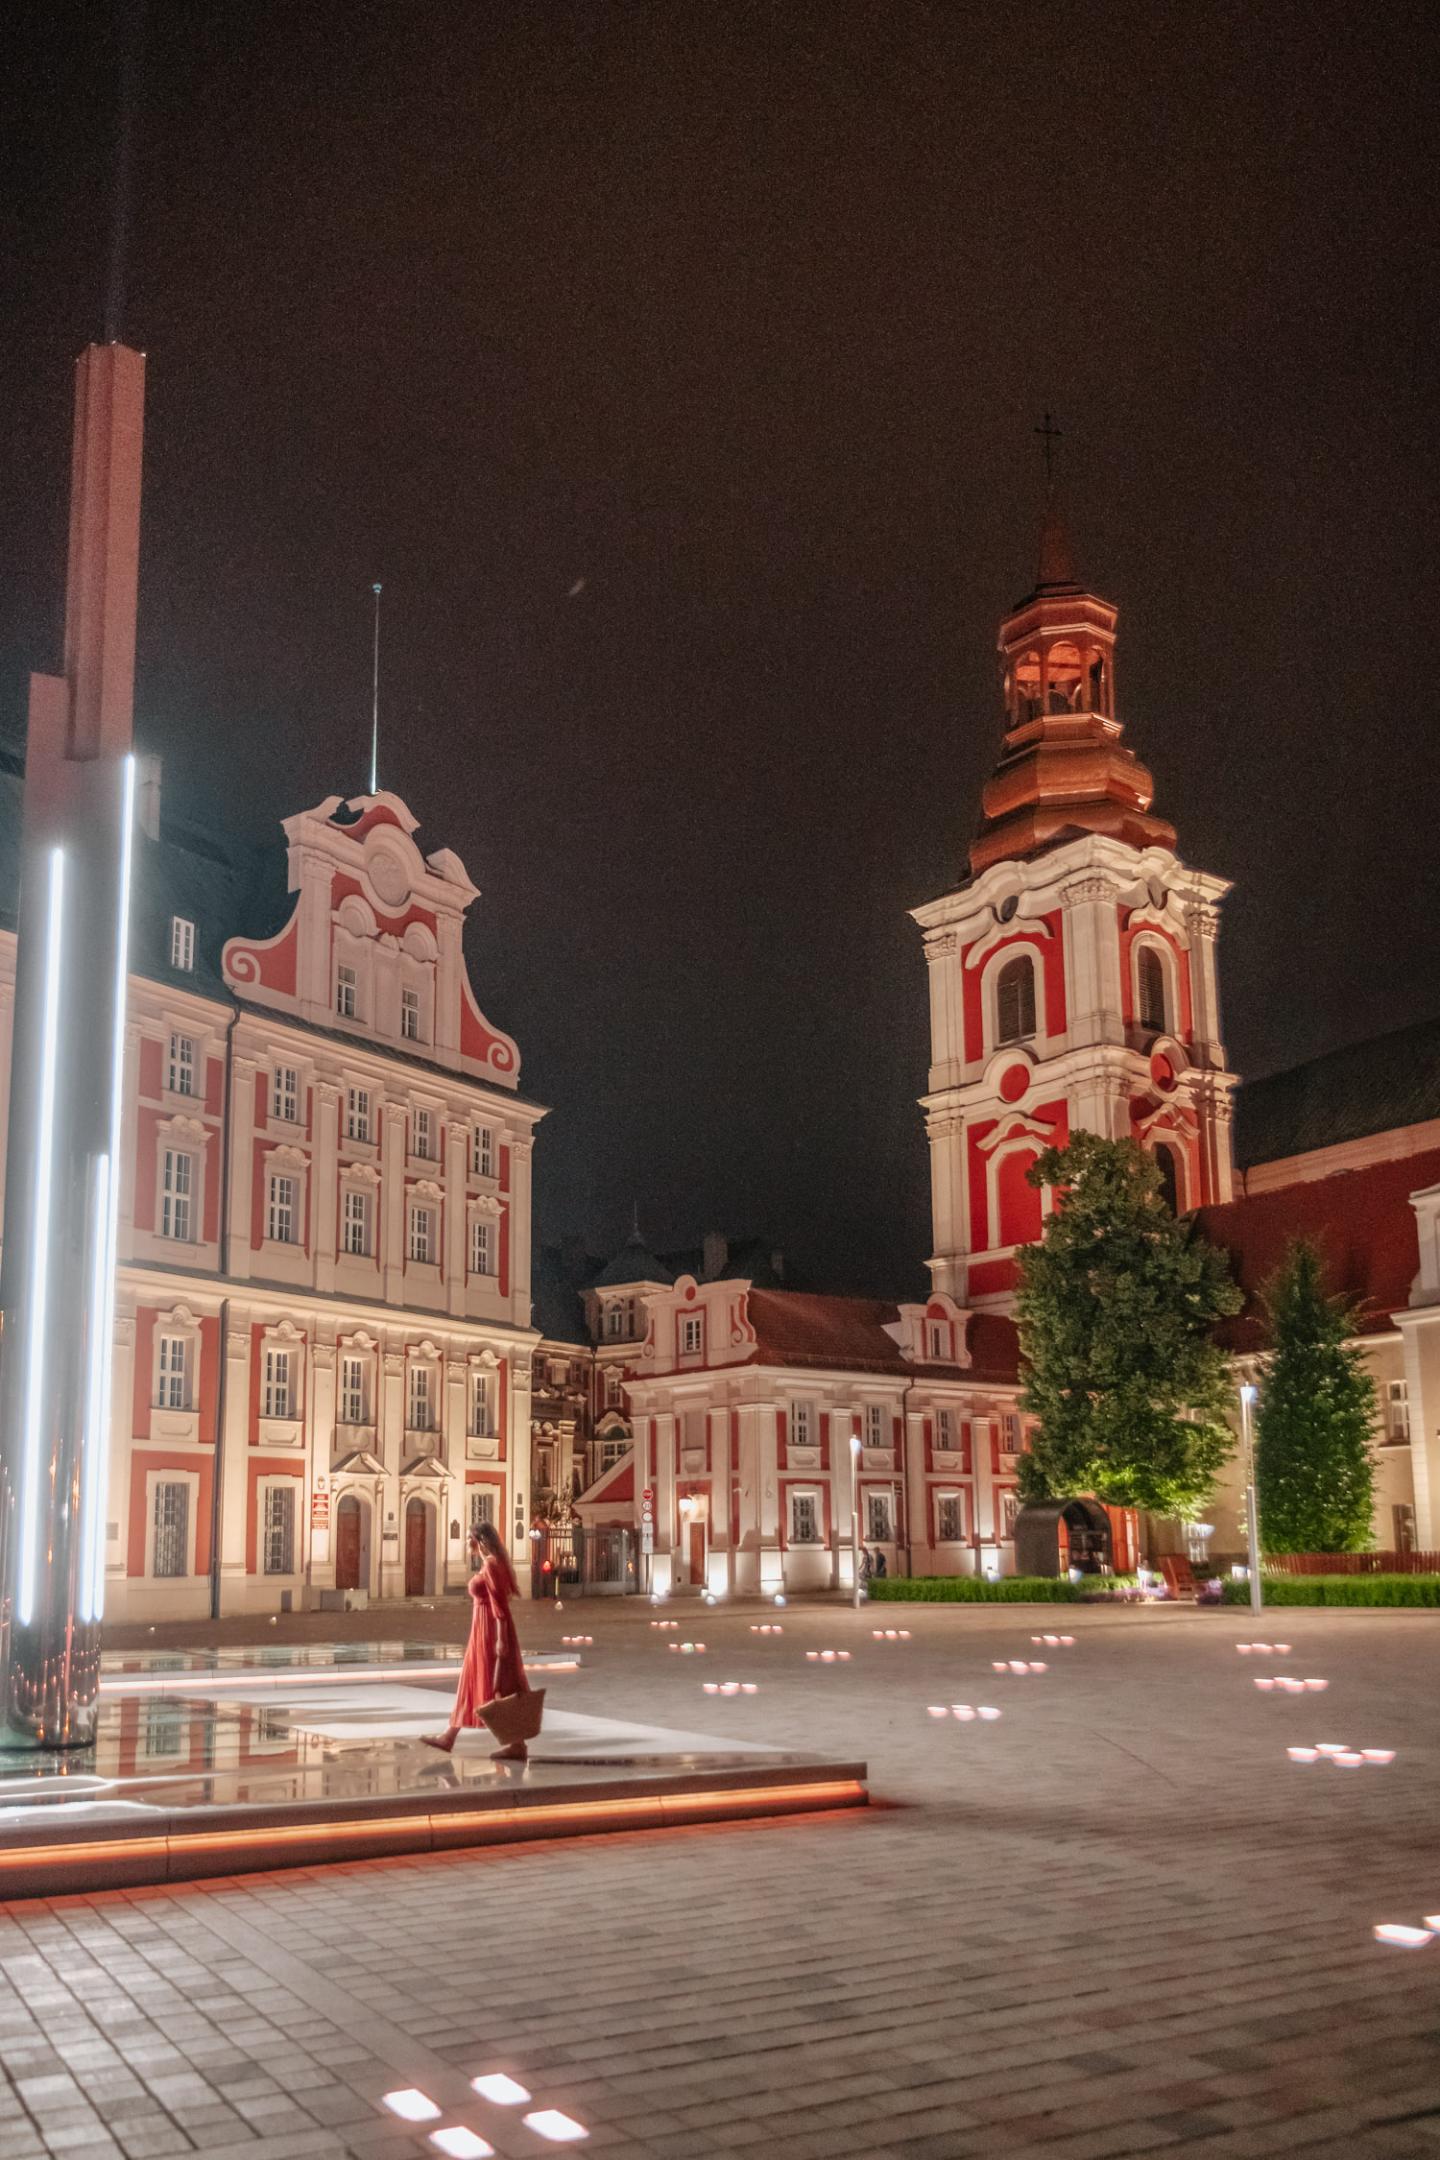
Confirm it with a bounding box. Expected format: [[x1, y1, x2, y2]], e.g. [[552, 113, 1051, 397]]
[[1235, 1015, 1440, 1170]]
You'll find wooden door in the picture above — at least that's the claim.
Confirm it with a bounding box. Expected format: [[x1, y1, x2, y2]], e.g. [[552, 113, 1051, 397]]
[[689, 1521, 706, 1588], [404, 1498, 428, 1596], [335, 1496, 361, 1591]]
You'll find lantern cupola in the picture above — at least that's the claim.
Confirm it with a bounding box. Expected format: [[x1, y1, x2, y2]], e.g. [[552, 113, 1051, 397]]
[[971, 504, 1175, 876]]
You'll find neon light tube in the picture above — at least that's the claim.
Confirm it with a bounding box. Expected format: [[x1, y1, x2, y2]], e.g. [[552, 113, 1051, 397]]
[[78, 1153, 112, 1622], [18, 848, 66, 1627], [81, 753, 136, 1621]]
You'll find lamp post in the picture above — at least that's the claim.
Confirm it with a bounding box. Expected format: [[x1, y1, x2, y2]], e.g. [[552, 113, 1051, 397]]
[[850, 1431, 863, 1610], [1239, 1380, 1262, 1616]]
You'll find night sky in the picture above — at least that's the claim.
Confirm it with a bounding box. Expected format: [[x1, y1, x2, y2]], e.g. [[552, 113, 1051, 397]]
[[3, 1, 1436, 1296]]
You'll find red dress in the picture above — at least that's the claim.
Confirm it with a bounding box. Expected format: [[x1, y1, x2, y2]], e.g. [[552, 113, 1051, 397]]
[[452, 1554, 529, 1728]]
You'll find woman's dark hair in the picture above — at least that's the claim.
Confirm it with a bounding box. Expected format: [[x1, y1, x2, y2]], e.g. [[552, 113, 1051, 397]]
[[474, 1521, 504, 1560]]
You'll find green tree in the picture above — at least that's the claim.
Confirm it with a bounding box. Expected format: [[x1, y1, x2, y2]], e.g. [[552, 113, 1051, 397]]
[[1016, 1132, 1242, 1517], [1254, 1239, 1377, 1554]]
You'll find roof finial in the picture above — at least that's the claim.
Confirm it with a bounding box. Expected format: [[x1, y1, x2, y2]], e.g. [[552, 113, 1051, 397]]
[[368, 581, 382, 795], [1035, 409, 1062, 492], [631, 1200, 641, 1241]]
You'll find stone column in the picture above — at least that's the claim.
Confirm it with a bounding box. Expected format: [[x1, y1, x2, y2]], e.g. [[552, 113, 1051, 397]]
[[313, 1080, 340, 1294], [105, 1309, 136, 1615], [308, 1341, 336, 1588], [216, 1316, 253, 1616], [378, 1346, 406, 1597], [509, 1355, 534, 1593], [380, 1098, 405, 1303], [444, 1118, 467, 1317], [508, 1135, 534, 1327], [225, 1053, 257, 1280]]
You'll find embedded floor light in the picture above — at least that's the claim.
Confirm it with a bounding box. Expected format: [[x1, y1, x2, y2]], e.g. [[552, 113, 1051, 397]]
[[383, 2090, 441, 2123], [471, 2075, 529, 2107], [524, 2110, 588, 2143], [431, 2130, 493, 2159], [1375, 1925, 1432, 1948]]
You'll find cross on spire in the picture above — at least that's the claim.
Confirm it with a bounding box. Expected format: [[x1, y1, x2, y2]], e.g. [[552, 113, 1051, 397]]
[[1035, 410, 1062, 489]]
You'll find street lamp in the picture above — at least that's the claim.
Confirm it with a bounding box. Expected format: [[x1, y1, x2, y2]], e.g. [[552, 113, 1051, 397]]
[[1239, 1380, 1262, 1616], [850, 1431, 863, 1611]]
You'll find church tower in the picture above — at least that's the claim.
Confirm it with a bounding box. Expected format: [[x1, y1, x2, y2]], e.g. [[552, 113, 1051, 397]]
[[912, 497, 1237, 1309]]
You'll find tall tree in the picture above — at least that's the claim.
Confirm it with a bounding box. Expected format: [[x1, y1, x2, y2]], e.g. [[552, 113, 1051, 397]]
[[1254, 1239, 1377, 1554], [1016, 1132, 1242, 1518]]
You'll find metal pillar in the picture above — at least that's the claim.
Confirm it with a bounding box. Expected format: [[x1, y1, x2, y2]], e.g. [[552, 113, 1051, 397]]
[[1239, 1379, 1263, 1618], [0, 344, 143, 1748]]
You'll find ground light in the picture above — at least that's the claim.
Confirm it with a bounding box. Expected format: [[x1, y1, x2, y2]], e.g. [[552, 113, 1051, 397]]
[[471, 2075, 529, 2105], [383, 2090, 441, 2123], [524, 2109, 589, 2142], [431, 2131, 493, 2159]]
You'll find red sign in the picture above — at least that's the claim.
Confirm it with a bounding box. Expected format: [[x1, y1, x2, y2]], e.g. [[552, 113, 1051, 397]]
[[641, 1485, 654, 1523]]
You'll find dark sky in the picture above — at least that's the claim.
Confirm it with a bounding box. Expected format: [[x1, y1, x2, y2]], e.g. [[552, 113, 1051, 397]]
[[3, 1, 1437, 1296]]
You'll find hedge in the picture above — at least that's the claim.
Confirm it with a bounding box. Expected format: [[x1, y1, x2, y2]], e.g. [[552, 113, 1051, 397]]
[[867, 1575, 1085, 1604], [1221, 1573, 1440, 1608]]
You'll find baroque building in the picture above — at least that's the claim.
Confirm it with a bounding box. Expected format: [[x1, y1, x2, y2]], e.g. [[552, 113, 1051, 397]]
[[0, 757, 543, 1617]]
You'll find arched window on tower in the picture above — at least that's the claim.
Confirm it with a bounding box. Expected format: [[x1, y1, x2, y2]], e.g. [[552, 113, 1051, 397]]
[[995, 954, 1037, 1046], [1137, 945, 1167, 1033], [1087, 652, 1108, 715], [1046, 643, 1084, 713], [1153, 1142, 1181, 1215], [1015, 650, 1043, 726]]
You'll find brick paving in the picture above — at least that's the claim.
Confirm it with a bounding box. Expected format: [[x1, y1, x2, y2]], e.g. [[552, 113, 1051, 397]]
[[5, 1598, 1440, 2158]]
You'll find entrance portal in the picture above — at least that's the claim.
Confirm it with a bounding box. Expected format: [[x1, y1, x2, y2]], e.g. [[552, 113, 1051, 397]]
[[688, 1520, 706, 1589], [404, 1497, 429, 1596], [1013, 1498, 1114, 1578], [335, 1495, 362, 1591]]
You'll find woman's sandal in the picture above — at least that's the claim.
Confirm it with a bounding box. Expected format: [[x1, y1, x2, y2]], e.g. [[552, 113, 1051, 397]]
[[420, 1732, 458, 1753]]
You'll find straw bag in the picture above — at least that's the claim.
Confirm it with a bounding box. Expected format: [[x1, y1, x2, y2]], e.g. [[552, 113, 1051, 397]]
[[478, 1687, 545, 1746]]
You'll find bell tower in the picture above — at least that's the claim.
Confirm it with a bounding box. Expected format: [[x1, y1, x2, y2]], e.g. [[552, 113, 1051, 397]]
[[912, 490, 1237, 1310]]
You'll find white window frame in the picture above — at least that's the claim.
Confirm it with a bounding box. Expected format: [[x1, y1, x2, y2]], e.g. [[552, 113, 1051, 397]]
[[336, 962, 358, 1019], [468, 1486, 496, 1535], [937, 1406, 956, 1453], [160, 1146, 196, 1242], [412, 1105, 436, 1161], [339, 1352, 369, 1427], [469, 1369, 495, 1440], [156, 1332, 192, 1411], [167, 1031, 197, 1097], [341, 1184, 373, 1257], [789, 1399, 815, 1448], [259, 1479, 298, 1576], [471, 1124, 495, 1179], [1130, 932, 1178, 1038], [273, 1064, 299, 1123], [865, 1489, 894, 1544], [990, 948, 1039, 1051], [1386, 1379, 1411, 1444], [169, 915, 195, 972], [261, 1344, 295, 1420], [400, 985, 421, 1041], [266, 1172, 298, 1246], [408, 1202, 436, 1266], [788, 1487, 822, 1545], [680, 1314, 703, 1357], [407, 1362, 436, 1434], [999, 1488, 1021, 1539], [345, 1086, 372, 1144], [863, 1402, 886, 1450], [469, 1215, 494, 1279]]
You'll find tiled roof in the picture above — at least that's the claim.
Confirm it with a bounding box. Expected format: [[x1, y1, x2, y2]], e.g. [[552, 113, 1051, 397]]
[[531, 1244, 594, 1346], [592, 1234, 676, 1289], [1235, 1017, 1440, 1169], [745, 1288, 1020, 1384], [1196, 1146, 1440, 1349]]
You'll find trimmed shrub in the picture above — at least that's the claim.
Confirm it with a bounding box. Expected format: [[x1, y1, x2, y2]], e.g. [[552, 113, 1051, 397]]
[[1220, 1574, 1440, 1608], [868, 1575, 1085, 1604]]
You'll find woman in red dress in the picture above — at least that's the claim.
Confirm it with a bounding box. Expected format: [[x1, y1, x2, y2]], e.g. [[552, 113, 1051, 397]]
[[422, 1523, 531, 1759]]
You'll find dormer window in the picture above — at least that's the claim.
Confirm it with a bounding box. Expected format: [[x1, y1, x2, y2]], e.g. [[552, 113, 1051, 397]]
[[336, 963, 358, 1019], [401, 986, 421, 1041], [995, 955, 1036, 1047], [170, 916, 195, 972], [1137, 945, 1167, 1033], [680, 1315, 702, 1356], [605, 1303, 624, 1340]]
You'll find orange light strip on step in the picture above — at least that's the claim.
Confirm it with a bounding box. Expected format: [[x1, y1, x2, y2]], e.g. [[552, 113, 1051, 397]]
[[0, 1779, 867, 1879]]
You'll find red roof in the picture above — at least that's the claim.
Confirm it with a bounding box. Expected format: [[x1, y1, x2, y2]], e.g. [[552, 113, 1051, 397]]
[[1196, 1146, 1440, 1350], [745, 1289, 1019, 1384]]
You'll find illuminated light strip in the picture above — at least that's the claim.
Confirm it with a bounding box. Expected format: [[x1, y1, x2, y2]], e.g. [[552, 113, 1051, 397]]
[[78, 1153, 113, 1623], [82, 753, 137, 1623], [96, 1657, 576, 1697], [18, 848, 67, 1627], [0, 1779, 868, 1882]]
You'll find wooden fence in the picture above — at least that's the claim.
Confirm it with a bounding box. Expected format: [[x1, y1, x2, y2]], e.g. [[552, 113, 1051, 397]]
[[1262, 1550, 1440, 1575]]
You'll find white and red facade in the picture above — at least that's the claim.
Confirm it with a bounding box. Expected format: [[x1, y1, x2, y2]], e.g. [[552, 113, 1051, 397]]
[[0, 784, 544, 1619]]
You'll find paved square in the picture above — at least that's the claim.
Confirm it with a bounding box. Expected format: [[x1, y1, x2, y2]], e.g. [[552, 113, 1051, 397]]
[[5, 1598, 1440, 2158]]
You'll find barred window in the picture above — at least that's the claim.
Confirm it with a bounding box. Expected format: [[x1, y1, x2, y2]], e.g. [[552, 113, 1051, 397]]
[[789, 1491, 820, 1544], [152, 1482, 189, 1578], [262, 1485, 295, 1575], [936, 1493, 963, 1543]]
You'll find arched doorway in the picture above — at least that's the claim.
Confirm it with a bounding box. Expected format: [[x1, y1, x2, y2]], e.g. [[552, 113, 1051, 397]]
[[1153, 1141, 1180, 1214], [335, 1493, 365, 1592], [1014, 1498, 1114, 1578], [404, 1496, 430, 1597]]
